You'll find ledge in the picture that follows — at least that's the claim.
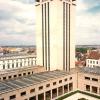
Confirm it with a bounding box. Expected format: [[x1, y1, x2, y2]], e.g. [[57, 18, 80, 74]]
[[56, 90, 100, 100]]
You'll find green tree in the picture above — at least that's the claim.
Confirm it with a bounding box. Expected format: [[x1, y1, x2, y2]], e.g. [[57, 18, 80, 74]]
[[76, 48, 87, 53]]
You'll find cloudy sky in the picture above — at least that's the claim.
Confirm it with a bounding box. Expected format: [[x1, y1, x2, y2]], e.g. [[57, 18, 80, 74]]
[[0, 0, 35, 46], [76, 0, 100, 45], [0, 0, 100, 45]]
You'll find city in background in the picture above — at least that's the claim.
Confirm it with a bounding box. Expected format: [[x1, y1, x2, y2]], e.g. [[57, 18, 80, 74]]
[[0, 0, 100, 100]]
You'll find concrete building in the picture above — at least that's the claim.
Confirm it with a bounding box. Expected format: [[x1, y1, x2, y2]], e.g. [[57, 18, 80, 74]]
[[0, 66, 45, 81], [1, 0, 100, 99], [35, 0, 76, 71], [0, 54, 36, 70], [0, 69, 76, 100], [0, 67, 100, 100], [86, 50, 100, 67]]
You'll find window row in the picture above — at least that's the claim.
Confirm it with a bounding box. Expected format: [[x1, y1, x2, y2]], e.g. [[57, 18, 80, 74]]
[[0, 83, 73, 100], [85, 76, 98, 82], [39, 77, 72, 90], [1, 61, 36, 69], [0, 71, 34, 81], [88, 60, 98, 64], [85, 84, 100, 94]]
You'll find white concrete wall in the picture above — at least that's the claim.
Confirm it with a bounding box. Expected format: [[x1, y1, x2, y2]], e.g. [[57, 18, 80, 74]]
[[35, 0, 76, 71], [86, 59, 99, 67], [0, 56, 36, 70]]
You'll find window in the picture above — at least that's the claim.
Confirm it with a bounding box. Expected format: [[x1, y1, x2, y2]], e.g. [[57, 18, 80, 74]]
[[92, 86, 97, 93], [23, 73, 26, 76], [28, 72, 30, 75], [46, 84, 50, 87], [16, 63, 18, 67], [21, 91, 26, 96], [93, 65, 95, 67], [64, 78, 67, 81], [29, 96, 36, 100], [97, 61, 98, 64], [3, 77, 6, 80], [70, 77, 72, 80], [20, 63, 22, 67], [64, 84, 68, 93], [85, 77, 90, 80], [36, 0, 40, 2], [53, 82, 56, 85], [12, 63, 14, 68], [92, 78, 98, 82], [86, 85, 90, 91], [69, 83, 73, 91], [9, 76, 12, 79], [10, 95, 16, 100], [58, 86, 63, 96], [93, 61, 95, 64], [59, 80, 62, 83], [90, 61, 92, 63], [3, 65, 5, 69], [0, 98, 4, 100], [30, 88, 35, 93], [14, 75, 17, 78], [19, 74, 21, 76], [39, 86, 43, 90]]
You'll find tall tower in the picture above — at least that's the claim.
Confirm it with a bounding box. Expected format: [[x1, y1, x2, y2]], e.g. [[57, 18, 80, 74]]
[[35, 0, 76, 71]]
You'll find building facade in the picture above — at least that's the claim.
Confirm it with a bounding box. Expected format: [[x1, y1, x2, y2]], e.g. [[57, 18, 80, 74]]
[[0, 54, 36, 70], [35, 0, 76, 71], [0, 67, 100, 100], [86, 59, 99, 67], [0, 66, 45, 81], [0, 69, 77, 100], [86, 50, 100, 67]]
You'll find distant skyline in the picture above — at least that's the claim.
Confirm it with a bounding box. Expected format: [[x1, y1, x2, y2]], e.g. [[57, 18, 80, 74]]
[[0, 0, 100, 45]]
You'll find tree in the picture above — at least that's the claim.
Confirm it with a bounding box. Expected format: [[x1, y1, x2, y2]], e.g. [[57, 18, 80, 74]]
[[76, 48, 87, 54]]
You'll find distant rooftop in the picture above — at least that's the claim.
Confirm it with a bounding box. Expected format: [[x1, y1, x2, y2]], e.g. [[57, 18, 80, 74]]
[[0, 53, 36, 60], [87, 51, 100, 60], [81, 66, 100, 75]]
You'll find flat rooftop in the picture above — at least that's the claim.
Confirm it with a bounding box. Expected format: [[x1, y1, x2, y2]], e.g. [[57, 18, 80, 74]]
[[0, 66, 39, 75], [0, 53, 36, 60], [81, 66, 100, 75], [0, 67, 99, 95], [0, 70, 71, 94]]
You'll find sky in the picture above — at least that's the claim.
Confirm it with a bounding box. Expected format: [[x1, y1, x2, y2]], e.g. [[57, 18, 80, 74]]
[[76, 0, 100, 45], [0, 0, 100, 45], [0, 0, 35, 46]]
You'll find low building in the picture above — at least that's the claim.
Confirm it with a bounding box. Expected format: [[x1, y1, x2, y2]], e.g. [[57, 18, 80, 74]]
[[0, 54, 36, 70], [0, 66, 100, 100], [86, 51, 100, 67], [0, 69, 77, 100], [0, 66, 46, 81]]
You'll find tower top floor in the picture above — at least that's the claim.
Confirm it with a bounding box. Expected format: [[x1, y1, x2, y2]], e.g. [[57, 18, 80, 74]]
[[35, 0, 76, 5]]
